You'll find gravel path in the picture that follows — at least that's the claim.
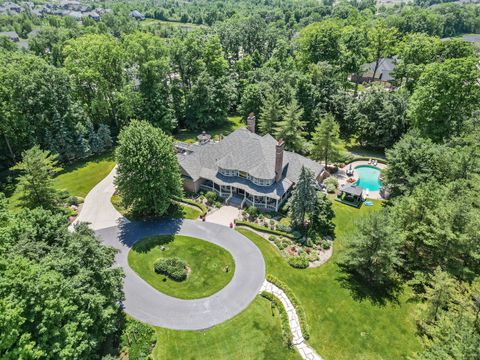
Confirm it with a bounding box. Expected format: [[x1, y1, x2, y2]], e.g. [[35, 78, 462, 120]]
[[74, 168, 265, 330]]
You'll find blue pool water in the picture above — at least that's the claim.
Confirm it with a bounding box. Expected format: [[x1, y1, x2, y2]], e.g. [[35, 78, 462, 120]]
[[355, 165, 382, 191]]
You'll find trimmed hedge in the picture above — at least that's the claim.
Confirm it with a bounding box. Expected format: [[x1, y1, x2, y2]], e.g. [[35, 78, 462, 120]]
[[266, 274, 310, 340], [260, 291, 293, 348], [234, 220, 295, 240], [154, 257, 188, 281]]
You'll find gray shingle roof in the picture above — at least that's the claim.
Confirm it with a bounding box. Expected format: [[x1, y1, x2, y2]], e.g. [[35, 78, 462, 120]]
[[177, 128, 324, 199]]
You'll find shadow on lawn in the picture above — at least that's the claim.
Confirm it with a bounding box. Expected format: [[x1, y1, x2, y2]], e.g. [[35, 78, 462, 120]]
[[336, 264, 403, 306]]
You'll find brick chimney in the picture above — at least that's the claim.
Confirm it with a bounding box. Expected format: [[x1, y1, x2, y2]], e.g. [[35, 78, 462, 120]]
[[247, 113, 256, 133], [275, 139, 285, 182]]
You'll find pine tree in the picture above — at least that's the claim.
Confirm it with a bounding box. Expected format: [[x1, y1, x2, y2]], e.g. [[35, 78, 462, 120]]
[[258, 91, 283, 135], [274, 99, 306, 152], [97, 124, 113, 150], [288, 167, 318, 232], [311, 114, 344, 167], [86, 119, 103, 154], [74, 122, 91, 159], [11, 146, 62, 210]]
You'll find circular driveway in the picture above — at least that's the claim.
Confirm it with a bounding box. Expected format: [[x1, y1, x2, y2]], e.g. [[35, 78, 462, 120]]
[[74, 168, 265, 330]]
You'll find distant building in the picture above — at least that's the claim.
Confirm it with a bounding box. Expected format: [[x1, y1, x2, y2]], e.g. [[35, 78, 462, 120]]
[[129, 10, 145, 21], [350, 57, 396, 86], [0, 31, 20, 42]]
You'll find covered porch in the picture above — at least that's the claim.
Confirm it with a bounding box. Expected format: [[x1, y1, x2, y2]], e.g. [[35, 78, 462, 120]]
[[200, 180, 288, 211]]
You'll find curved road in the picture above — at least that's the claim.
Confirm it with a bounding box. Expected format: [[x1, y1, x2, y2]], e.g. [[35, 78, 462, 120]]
[[74, 168, 265, 330]]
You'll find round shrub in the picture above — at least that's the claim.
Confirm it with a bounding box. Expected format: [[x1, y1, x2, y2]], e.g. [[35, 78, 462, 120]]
[[287, 255, 310, 269], [205, 191, 218, 204], [154, 257, 188, 281]]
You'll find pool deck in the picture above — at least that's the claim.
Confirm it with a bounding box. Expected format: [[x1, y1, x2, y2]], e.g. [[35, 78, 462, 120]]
[[334, 160, 387, 200]]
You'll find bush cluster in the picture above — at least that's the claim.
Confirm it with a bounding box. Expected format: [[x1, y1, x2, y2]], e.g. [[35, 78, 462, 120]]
[[287, 255, 310, 269], [235, 220, 295, 239], [154, 257, 188, 281]]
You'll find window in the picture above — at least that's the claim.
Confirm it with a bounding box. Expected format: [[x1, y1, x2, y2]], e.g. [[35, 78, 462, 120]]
[[239, 171, 248, 178]]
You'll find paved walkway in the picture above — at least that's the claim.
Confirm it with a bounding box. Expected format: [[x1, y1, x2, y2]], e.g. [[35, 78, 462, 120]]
[[206, 205, 240, 226], [261, 281, 323, 360], [74, 168, 265, 330]]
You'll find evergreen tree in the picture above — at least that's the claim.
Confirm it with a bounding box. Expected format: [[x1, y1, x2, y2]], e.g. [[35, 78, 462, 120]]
[[311, 114, 344, 167], [310, 193, 335, 238], [97, 124, 113, 150], [258, 90, 283, 135], [274, 99, 306, 152], [339, 211, 403, 287], [74, 122, 91, 159], [86, 119, 103, 154], [115, 120, 183, 216], [288, 167, 318, 233], [11, 146, 62, 210]]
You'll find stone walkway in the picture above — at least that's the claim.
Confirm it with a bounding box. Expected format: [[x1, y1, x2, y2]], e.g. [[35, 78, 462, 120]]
[[260, 281, 323, 360]]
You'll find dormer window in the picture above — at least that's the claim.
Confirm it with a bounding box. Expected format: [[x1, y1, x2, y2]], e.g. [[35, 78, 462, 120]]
[[219, 168, 237, 177]]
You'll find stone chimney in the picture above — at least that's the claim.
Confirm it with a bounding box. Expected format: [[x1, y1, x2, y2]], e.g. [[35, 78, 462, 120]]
[[247, 113, 256, 133], [275, 139, 285, 182]]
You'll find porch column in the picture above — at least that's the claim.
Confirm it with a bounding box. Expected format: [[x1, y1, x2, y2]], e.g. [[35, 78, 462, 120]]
[[253, 195, 255, 207], [275, 198, 278, 211], [264, 196, 267, 207]]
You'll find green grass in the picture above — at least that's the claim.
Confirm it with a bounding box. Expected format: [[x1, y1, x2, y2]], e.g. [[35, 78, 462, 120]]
[[128, 235, 235, 300], [174, 116, 243, 143], [153, 296, 300, 360], [8, 152, 115, 210], [236, 199, 422, 360]]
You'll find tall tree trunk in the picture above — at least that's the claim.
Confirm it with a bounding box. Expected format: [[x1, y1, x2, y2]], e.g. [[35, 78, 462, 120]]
[[372, 58, 380, 82], [3, 133, 15, 162]]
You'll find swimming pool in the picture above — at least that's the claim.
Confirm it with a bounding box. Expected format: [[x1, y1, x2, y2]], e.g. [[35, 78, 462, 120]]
[[355, 165, 383, 191]]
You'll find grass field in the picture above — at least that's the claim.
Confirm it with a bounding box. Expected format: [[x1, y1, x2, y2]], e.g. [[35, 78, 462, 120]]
[[128, 235, 235, 299], [8, 152, 115, 210], [237, 199, 422, 360], [153, 296, 300, 360]]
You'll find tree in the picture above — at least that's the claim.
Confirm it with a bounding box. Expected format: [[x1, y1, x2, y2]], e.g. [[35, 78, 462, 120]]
[[408, 57, 480, 142], [258, 90, 283, 135], [0, 209, 124, 359], [339, 211, 403, 288], [288, 167, 318, 235], [345, 85, 408, 148], [296, 19, 342, 66], [12, 146, 62, 210], [383, 131, 453, 197], [309, 193, 335, 238], [340, 25, 369, 95], [274, 99, 306, 152], [115, 120, 183, 216], [367, 21, 397, 81], [311, 114, 344, 167]]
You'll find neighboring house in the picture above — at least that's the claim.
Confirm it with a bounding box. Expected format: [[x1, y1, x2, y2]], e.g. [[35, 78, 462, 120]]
[[130, 10, 145, 20], [351, 57, 396, 85], [176, 115, 327, 211], [0, 31, 20, 42]]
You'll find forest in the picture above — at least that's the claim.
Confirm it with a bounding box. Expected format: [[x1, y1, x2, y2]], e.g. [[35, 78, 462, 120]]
[[1, 0, 480, 358]]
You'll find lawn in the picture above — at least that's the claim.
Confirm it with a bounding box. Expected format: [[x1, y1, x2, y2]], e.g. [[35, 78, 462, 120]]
[[174, 116, 243, 143], [128, 235, 235, 299], [8, 151, 115, 210], [153, 296, 300, 360], [236, 199, 422, 360]]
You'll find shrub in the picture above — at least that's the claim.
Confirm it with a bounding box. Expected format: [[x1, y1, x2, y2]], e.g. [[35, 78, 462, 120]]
[[245, 205, 258, 220], [268, 235, 277, 242], [276, 223, 292, 233], [205, 191, 218, 204], [322, 240, 332, 250], [274, 238, 288, 250], [288, 255, 309, 269], [234, 221, 295, 239], [154, 257, 188, 281], [120, 319, 156, 360], [324, 177, 338, 193], [326, 183, 336, 193]]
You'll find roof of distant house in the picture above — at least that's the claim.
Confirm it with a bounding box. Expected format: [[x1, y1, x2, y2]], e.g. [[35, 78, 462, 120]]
[[362, 57, 396, 82], [0, 31, 19, 41], [177, 128, 324, 199]]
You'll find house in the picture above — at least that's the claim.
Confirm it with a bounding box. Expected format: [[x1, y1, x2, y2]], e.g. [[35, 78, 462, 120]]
[[129, 10, 145, 20], [176, 115, 327, 211], [0, 31, 20, 42], [351, 57, 396, 85]]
